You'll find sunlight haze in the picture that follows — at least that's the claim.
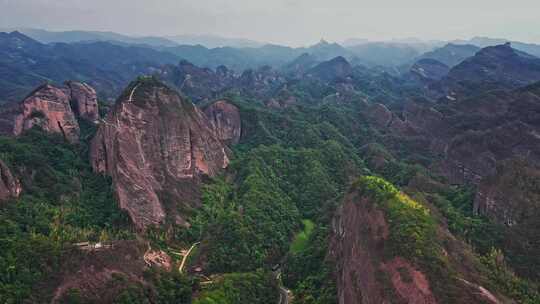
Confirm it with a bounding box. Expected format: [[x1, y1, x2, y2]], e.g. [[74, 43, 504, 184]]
[[1, 0, 540, 46]]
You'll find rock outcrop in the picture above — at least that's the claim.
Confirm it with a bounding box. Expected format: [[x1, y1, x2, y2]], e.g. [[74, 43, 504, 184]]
[[14, 84, 80, 143], [331, 187, 438, 304], [90, 78, 229, 229], [330, 178, 506, 304], [0, 159, 21, 201], [65, 81, 100, 122], [203, 100, 242, 144]]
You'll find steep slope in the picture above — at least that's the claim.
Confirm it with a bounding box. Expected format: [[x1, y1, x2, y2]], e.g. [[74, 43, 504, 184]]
[[0, 81, 100, 143], [436, 43, 540, 98], [203, 100, 242, 144], [331, 176, 508, 304], [65, 81, 100, 122], [90, 78, 229, 229], [13, 84, 80, 143], [0, 159, 21, 201]]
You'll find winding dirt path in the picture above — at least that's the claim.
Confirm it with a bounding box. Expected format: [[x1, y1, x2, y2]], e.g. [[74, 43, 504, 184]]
[[179, 242, 200, 273], [128, 83, 141, 102]]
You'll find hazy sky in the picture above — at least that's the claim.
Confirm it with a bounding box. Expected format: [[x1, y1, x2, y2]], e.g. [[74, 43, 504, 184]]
[[1, 0, 540, 46]]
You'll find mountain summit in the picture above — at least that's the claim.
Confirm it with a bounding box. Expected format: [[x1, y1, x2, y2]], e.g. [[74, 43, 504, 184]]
[[90, 78, 229, 229]]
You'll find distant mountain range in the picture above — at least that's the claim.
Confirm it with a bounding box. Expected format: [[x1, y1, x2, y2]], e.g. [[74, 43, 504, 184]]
[[435, 42, 540, 98], [0, 31, 180, 103], [165, 34, 264, 48], [453, 36, 540, 58], [2, 29, 540, 104], [4, 28, 540, 71], [0, 28, 179, 47], [2, 28, 264, 49], [416, 43, 480, 68]]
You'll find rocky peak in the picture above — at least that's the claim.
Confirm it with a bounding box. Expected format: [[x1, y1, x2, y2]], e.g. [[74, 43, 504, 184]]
[[0, 31, 42, 49], [203, 100, 241, 144], [475, 42, 515, 58], [90, 78, 229, 229], [65, 81, 100, 122], [436, 43, 540, 97], [13, 84, 80, 143]]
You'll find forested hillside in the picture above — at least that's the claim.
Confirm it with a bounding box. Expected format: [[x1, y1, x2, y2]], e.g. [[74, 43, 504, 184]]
[[1, 33, 540, 304]]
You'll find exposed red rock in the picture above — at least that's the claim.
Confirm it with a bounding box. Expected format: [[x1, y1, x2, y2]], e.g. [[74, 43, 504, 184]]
[[330, 192, 437, 304], [13, 84, 80, 143], [203, 100, 241, 144], [65, 81, 100, 122], [330, 183, 507, 304], [90, 78, 229, 230], [0, 159, 21, 201], [51, 240, 148, 303]]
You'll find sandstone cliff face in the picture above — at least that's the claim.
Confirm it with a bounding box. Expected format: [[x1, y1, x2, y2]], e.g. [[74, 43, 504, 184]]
[[90, 78, 229, 229], [0, 159, 21, 201], [203, 100, 241, 144], [65, 81, 100, 122], [331, 191, 438, 304], [330, 181, 507, 304], [14, 84, 80, 143]]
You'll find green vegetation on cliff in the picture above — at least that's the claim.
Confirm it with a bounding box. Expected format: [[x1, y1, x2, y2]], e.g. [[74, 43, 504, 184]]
[[354, 176, 438, 261]]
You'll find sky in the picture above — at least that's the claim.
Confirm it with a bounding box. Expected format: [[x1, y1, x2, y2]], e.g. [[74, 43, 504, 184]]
[[1, 0, 540, 47]]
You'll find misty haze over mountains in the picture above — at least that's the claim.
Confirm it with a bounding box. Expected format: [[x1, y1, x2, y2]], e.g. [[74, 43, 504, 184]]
[[3, 28, 540, 105], [3, 28, 540, 70], [7, 27, 540, 52]]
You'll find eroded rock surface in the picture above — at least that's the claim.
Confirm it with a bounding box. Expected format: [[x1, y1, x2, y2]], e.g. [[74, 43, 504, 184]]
[[90, 78, 229, 229], [14, 84, 80, 143], [0, 159, 21, 201], [330, 182, 507, 304], [203, 100, 241, 144], [330, 191, 437, 304], [65, 81, 100, 122]]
